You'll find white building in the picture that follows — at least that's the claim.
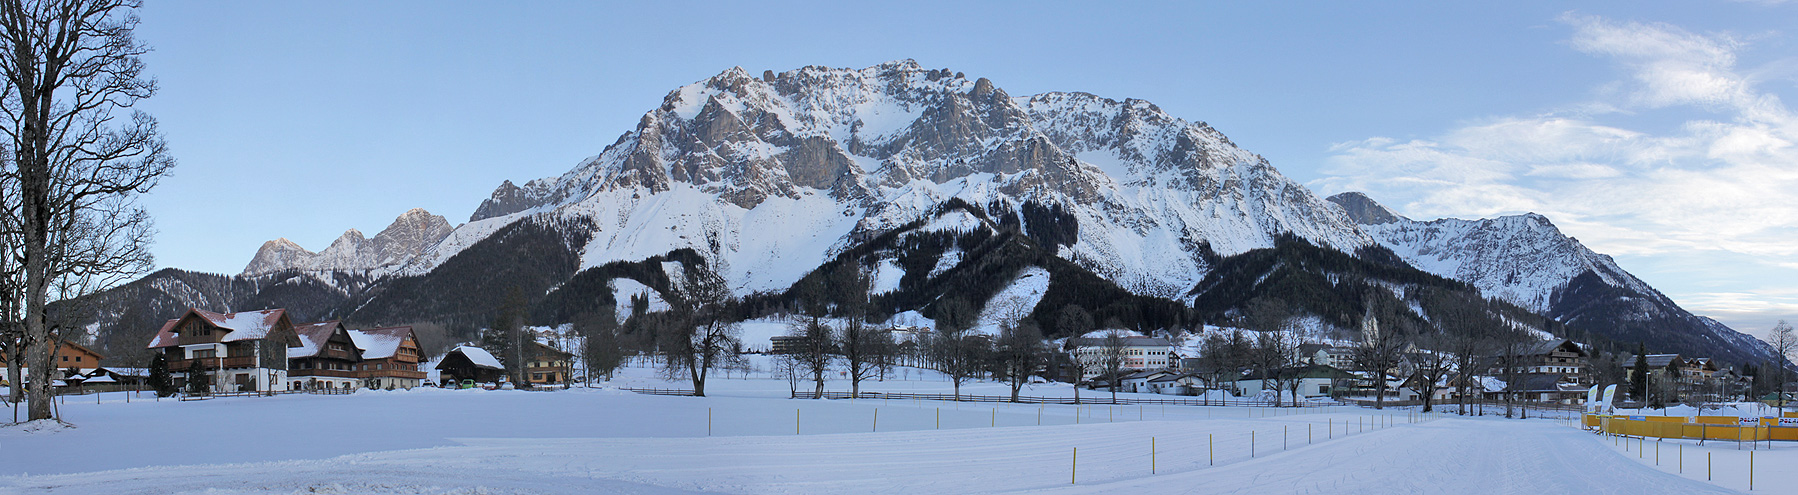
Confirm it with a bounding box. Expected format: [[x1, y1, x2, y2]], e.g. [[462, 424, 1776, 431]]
[[1067, 333, 1176, 380], [1234, 365, 1356, 400]]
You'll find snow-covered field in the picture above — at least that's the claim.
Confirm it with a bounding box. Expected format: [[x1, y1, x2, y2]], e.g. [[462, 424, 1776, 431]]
[[0, 363, 1769, 494]]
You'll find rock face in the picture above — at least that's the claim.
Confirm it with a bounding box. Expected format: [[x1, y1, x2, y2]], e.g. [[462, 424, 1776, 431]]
[[243, 208, 453, 276], [455, 60, 1373, 298], [1326, 192, 1782, 366]]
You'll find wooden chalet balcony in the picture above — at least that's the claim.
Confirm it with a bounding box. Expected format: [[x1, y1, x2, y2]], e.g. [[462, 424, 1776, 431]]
[[290, 368, 359, 378], [361, 370, 426, 379], [169, 356, 257, 371]]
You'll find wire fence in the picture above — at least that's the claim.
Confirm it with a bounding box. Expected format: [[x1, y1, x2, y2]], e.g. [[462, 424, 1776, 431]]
[[797, 390, 1345, 407]]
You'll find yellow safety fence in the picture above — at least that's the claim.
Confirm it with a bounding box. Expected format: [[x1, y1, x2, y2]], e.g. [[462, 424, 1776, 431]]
[[1587, 414, 1798, 441]]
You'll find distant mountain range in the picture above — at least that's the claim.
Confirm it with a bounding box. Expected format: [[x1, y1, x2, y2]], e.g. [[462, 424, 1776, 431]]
[[63, 60, 1786, 369]]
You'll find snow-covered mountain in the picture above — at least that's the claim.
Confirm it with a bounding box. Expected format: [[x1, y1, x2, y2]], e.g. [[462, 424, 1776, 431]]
[[1326, 192, 1781, 365], [66, 61, 1780, 368], [433, 60, 1370, 299], [243, 208, 453, 276]]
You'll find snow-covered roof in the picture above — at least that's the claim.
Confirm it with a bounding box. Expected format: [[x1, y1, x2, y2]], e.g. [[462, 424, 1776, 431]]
[[147, 308, 289, 348], [350, 326, 413, 360], [288, 321, 343, 358], [446, 345, 503, 370]]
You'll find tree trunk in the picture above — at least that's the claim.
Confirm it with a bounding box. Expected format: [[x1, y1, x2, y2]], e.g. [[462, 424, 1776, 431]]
[[1374, 379, 1386, 410]]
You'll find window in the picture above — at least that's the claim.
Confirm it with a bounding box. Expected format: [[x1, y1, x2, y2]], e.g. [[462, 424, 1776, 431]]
[[75, 356, 82, 362], [61, 356, 68, 362]]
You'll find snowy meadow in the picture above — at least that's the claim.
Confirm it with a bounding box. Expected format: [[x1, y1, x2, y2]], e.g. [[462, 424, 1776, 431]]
[[0, 361, 1777, 494]]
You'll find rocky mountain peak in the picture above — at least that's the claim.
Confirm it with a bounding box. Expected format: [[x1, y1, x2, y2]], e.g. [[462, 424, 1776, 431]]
[[1326, 192, 1405, 225], [242, 209, 454, 276]]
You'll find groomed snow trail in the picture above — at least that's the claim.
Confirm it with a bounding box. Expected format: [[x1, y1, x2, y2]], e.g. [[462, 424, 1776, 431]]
[[1031, 417, 1737, 494], [2, 407, 1735, 494]]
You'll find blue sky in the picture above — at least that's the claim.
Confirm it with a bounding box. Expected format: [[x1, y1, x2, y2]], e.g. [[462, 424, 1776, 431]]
[[130, 1, 1796, 335]]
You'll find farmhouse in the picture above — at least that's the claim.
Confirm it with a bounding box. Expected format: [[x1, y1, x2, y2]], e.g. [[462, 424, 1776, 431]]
[[352, 326, 426, 390], [288, 321, 364, 391], [0, 339, 105, 387], [437, 345, 505, 386], [146, 308, 299, 393], [526, 341, 575, 386]]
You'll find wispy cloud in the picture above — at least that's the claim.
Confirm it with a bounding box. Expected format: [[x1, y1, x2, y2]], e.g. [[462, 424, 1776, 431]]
[[1314, 13, 1798, 331]]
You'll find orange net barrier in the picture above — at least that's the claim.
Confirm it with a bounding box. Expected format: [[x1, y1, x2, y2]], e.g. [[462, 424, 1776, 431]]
[[1589, 414, 1792, 441]]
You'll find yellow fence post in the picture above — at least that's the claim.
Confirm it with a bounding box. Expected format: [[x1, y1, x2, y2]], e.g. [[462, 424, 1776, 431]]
[[1152, 436, 1157, 474], [708, 407, 712, 436], [1251, 430, 1256, 458], [873, 408, 878, 432], [936, 408, 940, 429], [796, 408, 801, 435], [1679, 444, 1683, 473], [1209, 433, 1214, 465], [1750, 450, 1754, 491], [1309, 423, 1313, 444], [1071, 447, 1077, 484], [1707, 452, 1711, 481]]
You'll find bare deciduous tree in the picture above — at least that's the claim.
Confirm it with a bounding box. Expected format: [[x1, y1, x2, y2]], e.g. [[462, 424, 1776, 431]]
[[1252, 329, 1298, 407], [1401, 336, 1453, 413], [1098, 329, 1128, 403], [1352, 301, 1407, 410], [995, 319, 1044, 402], [1766, 321, 1795, 409], [838, 317, 892, 398], [1491, 327, 1540, 418], [0, 0, 173, 421], [657, 271, 740, 397], [1198, 330, 1251, 397], [787, 315, 835, 399]]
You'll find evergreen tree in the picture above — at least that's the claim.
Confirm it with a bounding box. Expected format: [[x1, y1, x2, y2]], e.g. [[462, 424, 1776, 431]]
[[185, 361, 209, 396], [481, 286, 531, 388], [1630, 343, 1649, 402], [147, 353, 173, 397]]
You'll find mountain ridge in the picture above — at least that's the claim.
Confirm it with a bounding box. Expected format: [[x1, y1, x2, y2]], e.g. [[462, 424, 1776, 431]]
[[59, 61, 1782, 369]]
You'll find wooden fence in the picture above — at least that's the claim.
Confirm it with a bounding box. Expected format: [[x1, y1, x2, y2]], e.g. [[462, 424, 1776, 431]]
[[619, 387, 699, 397]]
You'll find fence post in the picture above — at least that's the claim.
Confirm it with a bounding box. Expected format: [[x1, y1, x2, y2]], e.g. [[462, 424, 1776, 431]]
[[936, 408, 940, 429], [1329, 418, 1332, 439], [1152, 436, 1156, 474], [1707, 452, 1711, 481], [1284, 425, 1288, 451], [1071, 447, 1077, 484], [1309, 423, 1313, 444], [796, 408, 800, 435], [873, 408, 878, 432], [708, 407, 712, 436], [1678, 444, 1683, 473], [1209, 433, 1214, 465], [1750, 450, 1754, 490], [1251, 430, 1256, 458]]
